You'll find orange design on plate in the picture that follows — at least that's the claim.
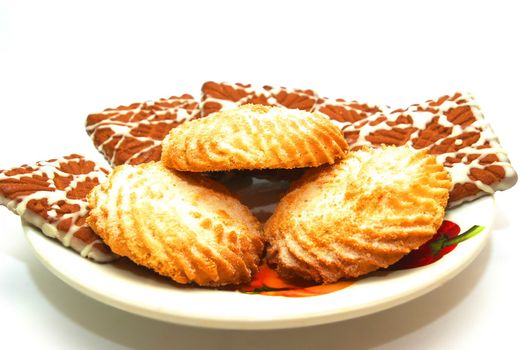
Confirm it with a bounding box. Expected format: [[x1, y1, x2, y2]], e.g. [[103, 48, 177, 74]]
[[237, 220, 483, 297]]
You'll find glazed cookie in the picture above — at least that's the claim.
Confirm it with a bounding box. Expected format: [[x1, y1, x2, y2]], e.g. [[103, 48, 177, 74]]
[[313, 96, 386, 124], [201, 81, 319, 117], [333, 92, 518, 207], [0, 154, 117, 262]]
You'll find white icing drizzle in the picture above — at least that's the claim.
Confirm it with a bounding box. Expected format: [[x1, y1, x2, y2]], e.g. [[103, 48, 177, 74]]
[[313, 97, 390, 119], [86, 96, 199, 167], [79, 239, 99, 259], [332, 92, 517, 206], [0, 156, 116, 262], [201, 83, 319, 116]]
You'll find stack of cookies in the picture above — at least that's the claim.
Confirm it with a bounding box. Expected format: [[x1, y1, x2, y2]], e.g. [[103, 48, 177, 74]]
[[0, 81, 518, 287], [86, 103, 451, 286], [87, 104, 352, 286]]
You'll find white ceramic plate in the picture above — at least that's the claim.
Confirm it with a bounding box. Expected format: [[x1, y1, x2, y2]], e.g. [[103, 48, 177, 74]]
[[24, 195, 494, 330]]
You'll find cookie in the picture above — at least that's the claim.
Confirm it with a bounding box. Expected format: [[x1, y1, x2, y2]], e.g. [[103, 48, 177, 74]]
[[264, 146, 452, 283], [0, 154, 117, 262], [161, 104, 349, 172], [201, 81, 319, 117], [314, 96, 386, 123], [335, 92, 518, 207], [86, 94, 200, 167], [87, 162, 265, 286]]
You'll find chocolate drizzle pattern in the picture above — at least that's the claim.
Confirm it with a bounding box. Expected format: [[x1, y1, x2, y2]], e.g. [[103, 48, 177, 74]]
[[86, 94, 200, 167], [0, 154, 117, 262]]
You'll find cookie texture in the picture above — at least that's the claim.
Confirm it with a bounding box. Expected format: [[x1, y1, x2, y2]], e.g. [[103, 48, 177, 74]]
[[0, 154, 117, 262], [264, 146, 452, 283], [332, 92, 517, 207], [201, 81, 319, 117], [313, 96, 385, 123], [161, 104, 349, 172], [87, 162, 265, 286], [86, 94, 200, 167]]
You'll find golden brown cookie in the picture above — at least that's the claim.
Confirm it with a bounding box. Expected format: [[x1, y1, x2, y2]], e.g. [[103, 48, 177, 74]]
[[87, 162, 264, 286], [264, 146, 452, 283], [161, 104, 349, 172]]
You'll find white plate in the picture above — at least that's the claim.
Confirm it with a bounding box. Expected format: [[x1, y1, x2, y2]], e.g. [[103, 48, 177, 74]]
[[24, 195, 494, 330]]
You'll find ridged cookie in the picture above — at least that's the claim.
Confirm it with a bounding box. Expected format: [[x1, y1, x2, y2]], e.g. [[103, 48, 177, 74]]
[[265, 146, 452, 283], [87, 162, 265, 286], [161, 104, 349, 172]]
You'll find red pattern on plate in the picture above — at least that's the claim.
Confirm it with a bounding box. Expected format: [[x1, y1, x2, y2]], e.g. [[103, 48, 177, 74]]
[[240, 220, 483, 297]]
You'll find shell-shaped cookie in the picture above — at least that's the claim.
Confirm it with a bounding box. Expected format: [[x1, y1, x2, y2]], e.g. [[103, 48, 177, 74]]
[[161, 104, 349, 172], [87, 162, 265, 286], [265, 146, 452, 283]]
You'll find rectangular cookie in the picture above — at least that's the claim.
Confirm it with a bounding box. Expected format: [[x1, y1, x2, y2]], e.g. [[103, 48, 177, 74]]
[[332, 92, 518, 207], [313, 96, 386, 123], [201, 81, 319, 117], [0, 154, 117, 262], [86, 94, 200, 167]]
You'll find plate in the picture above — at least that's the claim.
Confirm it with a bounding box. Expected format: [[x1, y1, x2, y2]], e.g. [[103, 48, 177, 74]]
[[24, 195, 494, 330]]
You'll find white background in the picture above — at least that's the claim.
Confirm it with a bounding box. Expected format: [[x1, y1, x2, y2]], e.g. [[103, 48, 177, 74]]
[[1, 1, 523, 349]]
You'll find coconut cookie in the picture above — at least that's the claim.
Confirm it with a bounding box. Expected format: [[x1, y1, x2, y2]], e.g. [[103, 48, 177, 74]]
[[161, 104, 349, 172], [264, 146, 452, 284], [87, 162, 265, 286]]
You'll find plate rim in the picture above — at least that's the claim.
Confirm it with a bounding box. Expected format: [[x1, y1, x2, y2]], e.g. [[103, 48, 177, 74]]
[[23, 195, 495, 330]]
